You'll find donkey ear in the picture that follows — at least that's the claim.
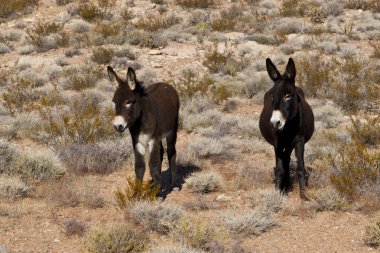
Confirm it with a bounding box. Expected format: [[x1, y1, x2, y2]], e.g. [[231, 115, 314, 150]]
[[266, 58, 281, 81], [285, 58, 296, 80], [107, 66, 121, 85], [126, 67, 138, 91]]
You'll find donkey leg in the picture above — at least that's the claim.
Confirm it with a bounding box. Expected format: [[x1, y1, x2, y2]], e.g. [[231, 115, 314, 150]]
[[159, 141, 164, 164], [167, 132, 178, 191], [148, 140, 162, 190], [274, 148, 285, 192], [295, 140, 308, 200], [133, 145, 146, 183]]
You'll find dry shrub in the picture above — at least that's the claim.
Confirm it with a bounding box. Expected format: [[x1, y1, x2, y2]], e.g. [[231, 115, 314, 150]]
[[365, 220, 380, 248], [39, 89, 65, 107], [221, 209, 277, 236], [346, 0, 380, 12], [348, 116, 379, 146], [135, 14, 180, 32], [85, 225, 149, 253], [62, 63, 102, 91], [328, 120, 380, 199], [128, 201, 183, 234], [147, 244, 203, 253], [297, 55, 379, 112], [185, 171, 222, 194], [175, 0, 213, 8], [203, 45, 249, 76], [309, 188, 350, 212], [0, 176, 29, 200], [174, 69, 214, 98], [210, 9, 238, 32], [174, 218, 220, 251], [2, 77, 42, 115], [7, 149, 65, 182], [115, 177, 159, 209], [28, 20, 63, 36], [95, 21, 122, 38], [280, 0, 300, 17], [0, 0, 38, 19], [64, 219, 86, 237], [249, 189, 285, 213], [91, 47, 114, 64], [59, 140, 130, 174], [79, 3, 102, 22], [38, 95, 113, 144]]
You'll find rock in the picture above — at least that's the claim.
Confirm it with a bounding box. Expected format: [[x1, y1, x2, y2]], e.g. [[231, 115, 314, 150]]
[[215, 194, 233, 202], [0, 245, 8, 253], [149, 50, 162, 55]]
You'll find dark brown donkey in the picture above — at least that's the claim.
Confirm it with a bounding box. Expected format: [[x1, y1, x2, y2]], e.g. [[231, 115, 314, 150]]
[[259, 58, 314, 200], [107, 66, 180, 197]]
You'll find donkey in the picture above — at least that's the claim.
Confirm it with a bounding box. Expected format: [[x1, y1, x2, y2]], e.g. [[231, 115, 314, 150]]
[[259, 58, 314, 200], [107, 66, 180, 197]]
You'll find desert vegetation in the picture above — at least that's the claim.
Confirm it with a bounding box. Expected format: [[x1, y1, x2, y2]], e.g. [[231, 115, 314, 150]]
[[0, 0, 379, 252]]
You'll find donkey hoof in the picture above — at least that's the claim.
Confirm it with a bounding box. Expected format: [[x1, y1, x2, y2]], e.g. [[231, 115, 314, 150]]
[[172, 187, 180, 192], [157, 196, 164, 203]]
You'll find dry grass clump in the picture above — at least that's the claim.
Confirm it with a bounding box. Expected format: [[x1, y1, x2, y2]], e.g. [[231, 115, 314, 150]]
[[329, 139, 379, 199], [297, 55, 379, 112], [135, 14, 181, 32], [147, 244, 204, 253], [348, 115, 379, 146], [210, 9, 238, 32], [85, 225, 149, 253], [64, 219, 86, 237], [59, 140, 130, 174], [0, 0, 38, 19], [79, 3, 102, 22], [309, 188, 350, 212], [0, 140, 15, 172], [174, 218, 221, 251], [115, 177, 159, 209], [175, 0, 213, 8], [38, 95, 113, 144], [221, 209, 277, 236], [0, 176, 29, 200], [365, 219, 380, 248], [61, 63, 102, 91], [2, 77, 42, 115], [345, 0, 380, 12], [185, 171, 222, 194], [249, 189, 285, 213], [91, 47, 114, 64], [188, 137, 225, 158], [280, 0, 301, 17], [203, 45, 249, 76], [129, 201, 183, 234], [6, 148, 65, 182]]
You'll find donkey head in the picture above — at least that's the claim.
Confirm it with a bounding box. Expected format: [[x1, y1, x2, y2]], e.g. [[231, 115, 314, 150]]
[[107, 66, 143, 133], [266, 58, 299, 131]]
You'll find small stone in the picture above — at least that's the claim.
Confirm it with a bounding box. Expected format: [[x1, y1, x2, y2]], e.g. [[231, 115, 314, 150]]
[[149, 50, 162, 55], [215, 194, 232, 202]]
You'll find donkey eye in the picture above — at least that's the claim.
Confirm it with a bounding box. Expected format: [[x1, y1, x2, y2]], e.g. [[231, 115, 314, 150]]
[[284, 94, 292, 100], [125, 101, 132, 107]]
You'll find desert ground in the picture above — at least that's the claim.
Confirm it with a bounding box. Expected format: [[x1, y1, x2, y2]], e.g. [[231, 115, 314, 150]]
[[0, 0, 379, 252]]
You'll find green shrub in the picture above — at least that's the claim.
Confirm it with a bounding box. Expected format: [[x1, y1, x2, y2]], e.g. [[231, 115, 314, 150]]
[[91, 47, 113, 64], [175, 0, 213, 8], [85, 226, 148, 253], [115, 177, 159, 209]]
